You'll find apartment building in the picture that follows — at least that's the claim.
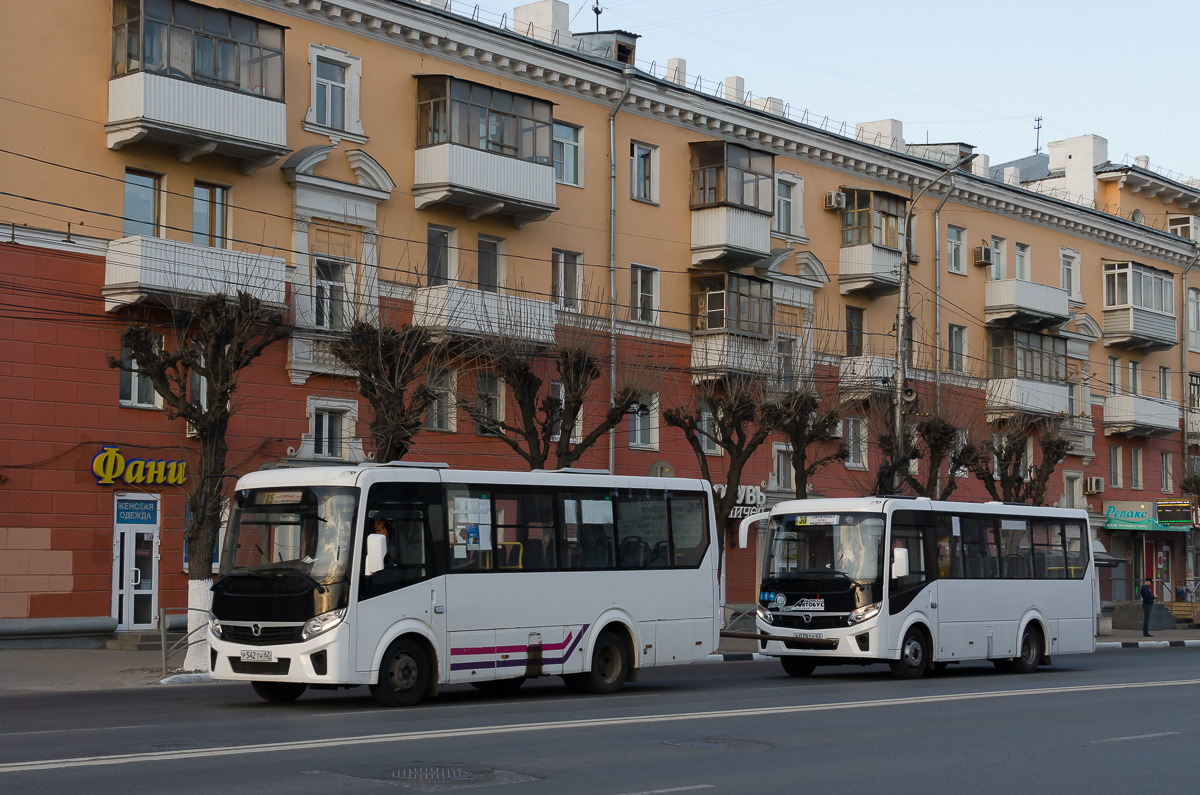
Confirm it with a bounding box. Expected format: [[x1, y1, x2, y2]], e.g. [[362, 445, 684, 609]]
[[1, 0, 1198, 636]]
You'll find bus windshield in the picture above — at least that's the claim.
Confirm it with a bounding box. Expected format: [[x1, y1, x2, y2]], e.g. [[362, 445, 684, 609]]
[[220, 486, 359, 585], [764, 512, 885, 586]]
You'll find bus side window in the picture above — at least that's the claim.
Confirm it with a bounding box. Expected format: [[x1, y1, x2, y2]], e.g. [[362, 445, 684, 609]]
[[1064, 522, 1087, 579], [446, 485, 493, 572], [1031, 522, 1065, 579], [669, 494, 708, 568], [361, 482, 442, 600], [890, 510, 932, 591], [998, 518, 1032, 579], [493, 491, 557, 571], [560, 491, 615, 570], [959, 516, 998, 579], [935, 514, 961, 579], [615, 489, 669, 569]]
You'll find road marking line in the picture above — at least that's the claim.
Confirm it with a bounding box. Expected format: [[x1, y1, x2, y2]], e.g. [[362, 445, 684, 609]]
[[612, 786, 714, 795], [1, 678, 1197, 774], [1092, 732, 1181, 743], [0, 724, 154, 739]]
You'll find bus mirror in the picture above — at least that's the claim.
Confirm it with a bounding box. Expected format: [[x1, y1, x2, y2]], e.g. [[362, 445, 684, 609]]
[[891, 547, 910, 580], [738, 512, 771, 549], [365, 533, 387, 576]]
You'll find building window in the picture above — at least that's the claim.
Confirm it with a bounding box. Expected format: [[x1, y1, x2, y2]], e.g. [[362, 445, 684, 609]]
[[119, 344, 157, 408], [990, 236, 1006, 281], [314, 59, 347, 131], [777, 336, 798, 389], [1108, 357, 1120, 396], [474, 373, 502, 435], [1067, 383, 1080, 423], [1191, 373, 1200, 409], [1169, 216, 1197, 241], [191, 183, 226, 248], [425, 369, 456, 432], [1162, 452, 1174, 494], [689, 142, 774, 213], [987, 330, 1066, 383], [1189, 288, 1200, 351], [427, 226, 454, 288], [1061, 251, 1079, 299], [111, 0, 285, 99], [477, 237, 501, 293], [417, 76, 552, 162], [306, 45, 364, 139], [552, 250, 582, 309], [313, 409, 344, 459], [1104, 261, 1174, 314], [690, 273, 772, 337], [1063, 474, 1082, 509], [774, 445, 794, 493], [1110, 445, 1123, 489], [313, 260, 344, 330], [1131, 448, 1143, 490], [629, 394, 658, 449], [631, 141, 658, 202], [123, 170, 159, 238], [630, 265, 658, 324], [953, 429, 969, 478], [549, 381, 581, 443], [845, 417, 867, 469], [842, 189, 905, 249], [846, 307, 865, 357], [553, 123, 581, 186], [948, 325, 967, 373], [1128, 361, 1141, 396], [947, 227, 964, 274], [1014, 243, 1030, 280], [1160, 366, 1171, 401], [699, 402, 719, 455], [773, 174, 804, 238]]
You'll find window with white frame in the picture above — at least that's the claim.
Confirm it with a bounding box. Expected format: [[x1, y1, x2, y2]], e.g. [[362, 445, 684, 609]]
[[1128, 360, 1141, 396], [191, 183, 226, 248], [1067, 382, 1078, 421], [699, 402, 720, 455], [553, 123, 582, 186], [425, 369, 456, 432], [1061, 250, 1079, 299], [774, 444, 794, 493], [1131, 448, 1143, 490], [427, 226, 455, 288], [474, 372, 503, 435], [552, 249, 582, 309], [845, 417, 867, 469], [549, 381, 582, 444], [947, 226, 965, 274], [773, 173, 804, 238], [630, 264, 657, 324], [1110, 445, 1123, 489], [189, 354, 207, 411], [1104, 261, 1174, 315], [630, 141, 657, 202], [948, 324, 967, 373], [312, 408, 345, 459], [990, 236, 1006, 281], [953, 429, 969, 478], [313, 259, 345, 330], [123, 170, 160, 238], [1162, 452, 1174, 493], [1063, 473, 1082, 509], [1108, 356, 1120, 396], [119, 343, 158, 408], [1160, 366, 1171, 401], [1014, 242, 1030, 280], [1190, 288, 1200, 351], [305, 45, 364, 140], [628, 393, 658, 449], [776, 336, 798, 389], [477, 236, 502, 293]]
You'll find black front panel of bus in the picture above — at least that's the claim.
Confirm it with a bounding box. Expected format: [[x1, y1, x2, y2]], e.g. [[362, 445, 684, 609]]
[[211, 575, 348, 623], [759, 576, 877, 613]]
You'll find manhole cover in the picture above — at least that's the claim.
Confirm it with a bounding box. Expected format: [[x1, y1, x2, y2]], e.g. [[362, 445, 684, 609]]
[[392, 766, 473, 781], [664, 740, 728, 749]]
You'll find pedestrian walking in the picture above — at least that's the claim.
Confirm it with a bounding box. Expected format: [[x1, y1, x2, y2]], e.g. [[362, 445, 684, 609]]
[[1140, 577, 1156, 637]]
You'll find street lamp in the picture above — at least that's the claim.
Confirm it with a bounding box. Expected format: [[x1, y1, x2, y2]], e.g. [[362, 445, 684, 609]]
[[892, 152, 978, 489]]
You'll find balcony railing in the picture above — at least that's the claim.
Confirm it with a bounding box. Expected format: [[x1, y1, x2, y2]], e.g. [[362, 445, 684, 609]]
[[106, 73, 288, 170], [690, 206, 772, 266], [411, 285, 556, 345], [1102, 306, 1178, 351], [985, 378, 1069, 418], [690, 331, 775, 380], [837, 245, 900, 296], [103, 236, 286, 312], [984, 279, 1070, 329], [1102, 393, 1180, 437], [413, 144, 557, 226], [839, 355, 895, 401]]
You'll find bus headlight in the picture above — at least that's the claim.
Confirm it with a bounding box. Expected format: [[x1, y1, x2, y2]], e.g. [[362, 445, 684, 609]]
[[756, 605, 774, 625], [207, 612, 222, 639], [848, 603, 880, 625], [302, 609, 347, 641]]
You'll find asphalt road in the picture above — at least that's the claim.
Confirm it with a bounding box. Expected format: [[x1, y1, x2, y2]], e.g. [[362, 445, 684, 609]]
[[1, 651, 1197, 794]]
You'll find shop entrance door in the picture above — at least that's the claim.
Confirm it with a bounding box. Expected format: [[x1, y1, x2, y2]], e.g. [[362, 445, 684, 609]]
[[1160, 545, 1173, 602], [111, 494, 161, 631]]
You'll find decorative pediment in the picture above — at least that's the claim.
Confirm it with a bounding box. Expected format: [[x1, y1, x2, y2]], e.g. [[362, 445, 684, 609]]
[[279, 144, 336, 177], [346, 149, 396, 193]]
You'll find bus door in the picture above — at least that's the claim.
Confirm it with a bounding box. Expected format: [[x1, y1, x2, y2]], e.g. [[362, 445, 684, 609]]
[[355, 480, 446, 674], [886, 510, 937, 651]]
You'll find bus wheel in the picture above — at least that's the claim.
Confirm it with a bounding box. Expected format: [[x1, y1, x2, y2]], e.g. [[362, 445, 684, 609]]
[[251, 681, 307, 702], [1012, 627, 1042, 674], [780, 656, 816, 678], [370, 638, 430, 707], [580, 631, 630, 695], [889, 627, 929, 680], [472, 677, 526, 695]]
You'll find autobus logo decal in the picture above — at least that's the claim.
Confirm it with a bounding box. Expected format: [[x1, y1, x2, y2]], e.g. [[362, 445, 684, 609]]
[[791, 598, 825, 611]]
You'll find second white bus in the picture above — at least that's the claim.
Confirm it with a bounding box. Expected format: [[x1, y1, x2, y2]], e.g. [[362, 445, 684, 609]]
[[741, 496, 1096, 679], [207, 463, 720, 705]]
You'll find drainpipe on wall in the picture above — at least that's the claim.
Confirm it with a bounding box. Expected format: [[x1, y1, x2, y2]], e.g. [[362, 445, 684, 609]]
[[1178, 245, 1200, 596], [932, 179, 955, 497], [608, 68, 635, 476]]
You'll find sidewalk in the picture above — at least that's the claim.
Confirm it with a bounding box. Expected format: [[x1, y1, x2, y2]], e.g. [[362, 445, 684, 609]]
[[0, 648, 166, 693]]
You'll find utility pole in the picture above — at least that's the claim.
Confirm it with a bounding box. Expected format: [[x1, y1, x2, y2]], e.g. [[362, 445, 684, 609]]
[[1034, 116, 1043, 155], [893, 152, 977, 490], [593, 1, 602, 32]]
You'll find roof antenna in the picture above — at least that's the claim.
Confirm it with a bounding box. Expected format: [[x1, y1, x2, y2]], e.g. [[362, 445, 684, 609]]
[[1033, 116, 1043, 156], [592, 1, 602, 32]]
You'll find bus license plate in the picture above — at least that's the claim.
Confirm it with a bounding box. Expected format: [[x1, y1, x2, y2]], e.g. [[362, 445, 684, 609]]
[[794, 632, 822, 640], [240, 649, 274, 662]]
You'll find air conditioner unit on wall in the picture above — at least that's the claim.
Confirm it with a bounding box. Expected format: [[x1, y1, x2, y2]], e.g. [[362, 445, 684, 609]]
[[1084, 476, 1105, 495], [824, 191, 846, 211], [973, 245, 993, 267]]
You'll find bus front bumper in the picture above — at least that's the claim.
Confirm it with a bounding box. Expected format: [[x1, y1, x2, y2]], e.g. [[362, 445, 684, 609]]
[[754, 617, 885, 661], [208, 623, 349, 684]]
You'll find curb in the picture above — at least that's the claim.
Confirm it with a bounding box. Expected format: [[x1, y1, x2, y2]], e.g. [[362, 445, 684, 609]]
[[159, 672, 212, 685], [700, 653, 773, 663], [1096, 639, 1200, 650]]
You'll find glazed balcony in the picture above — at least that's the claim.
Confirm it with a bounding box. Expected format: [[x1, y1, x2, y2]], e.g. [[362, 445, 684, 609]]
[[1102, 394, 1180, 437], [1102, 306, 1177, 352], [984, 279, 1070, 329], [1186, 411, 1200, 445], [837, 244, 900, 297], [839, 355, 895, 401], [413, 144, 557, 227], [690, 331, 775, 381], [103, 235, 286, 312], [411, 285, 556, 346], [106, 73, 288, 171], [985, 378, 1069, 419], [690, 206, 773, 266]]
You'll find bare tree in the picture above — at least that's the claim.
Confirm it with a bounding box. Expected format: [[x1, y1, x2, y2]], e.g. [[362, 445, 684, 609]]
[[111, 292, 289, 669], [959, 414, 1071, 505], [778, 387, 848, 498]]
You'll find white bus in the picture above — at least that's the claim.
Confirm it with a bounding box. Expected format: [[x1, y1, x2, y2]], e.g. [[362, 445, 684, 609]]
[[207, 463, 720, 706], [740, 496, 1096, 680]]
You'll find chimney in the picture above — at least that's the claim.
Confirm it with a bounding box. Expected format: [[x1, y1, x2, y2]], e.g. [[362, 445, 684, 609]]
[[415, 0, 450, 9], [1047, 134, 1108, 203], [971, 153, 990, 178], [1003, 166, 1021, 186], [723, 76, 745, 103], [571, 29, 639, 64], [514, 0, 570, 44], [749, 96, 784, 116], [855, 119, 904, 152], [1135, 155, 1150, 169], [667, 58, 686, 86]]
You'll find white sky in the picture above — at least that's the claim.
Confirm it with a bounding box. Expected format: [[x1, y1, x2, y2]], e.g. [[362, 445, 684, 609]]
[[541, 0, 1200, 180]]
